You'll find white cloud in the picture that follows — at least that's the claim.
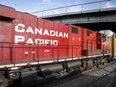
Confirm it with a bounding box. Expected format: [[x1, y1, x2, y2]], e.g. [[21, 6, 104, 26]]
[[105, 2, 112, 8], [67, 6, 81, 12], [52, 10, 59, 14], [99, 30, 113, 36], [43, 0, 51, 2]]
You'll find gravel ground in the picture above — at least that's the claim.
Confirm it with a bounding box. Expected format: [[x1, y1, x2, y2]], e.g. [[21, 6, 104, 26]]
[[36, 61, 116, 87]]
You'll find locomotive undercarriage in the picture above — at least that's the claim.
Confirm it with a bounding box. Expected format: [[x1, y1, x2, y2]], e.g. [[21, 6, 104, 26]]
[[0, 54, 111, 87]]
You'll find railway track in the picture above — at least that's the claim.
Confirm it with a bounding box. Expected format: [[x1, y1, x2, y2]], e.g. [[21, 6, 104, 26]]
[[33, 61, 116, 87]]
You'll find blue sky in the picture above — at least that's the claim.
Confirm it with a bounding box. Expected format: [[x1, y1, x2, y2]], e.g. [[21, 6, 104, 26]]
[[0, 0, 116, 14]]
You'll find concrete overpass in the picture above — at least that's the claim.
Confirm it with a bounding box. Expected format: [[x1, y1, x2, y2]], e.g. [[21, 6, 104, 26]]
[[32, 0, 116, 32]]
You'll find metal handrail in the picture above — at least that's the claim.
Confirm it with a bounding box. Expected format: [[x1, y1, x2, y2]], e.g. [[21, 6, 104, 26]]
[[31, 0, 112, 17], [0, 41, 106, 63]]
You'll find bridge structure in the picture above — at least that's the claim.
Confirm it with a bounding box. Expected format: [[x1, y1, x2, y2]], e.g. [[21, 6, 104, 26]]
[[31, 0, 116, 33]]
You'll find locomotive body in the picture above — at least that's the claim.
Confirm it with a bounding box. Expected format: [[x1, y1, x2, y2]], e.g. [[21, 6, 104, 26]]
[[0, 4, 111, 87]]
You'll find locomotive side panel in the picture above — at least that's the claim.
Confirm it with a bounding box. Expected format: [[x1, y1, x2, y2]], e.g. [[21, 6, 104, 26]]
[[68, 25, 82, 58], [58, 23, 69, 59], [14, 12, 25, 61], [36, 19, 69, 61], [0, 18, 13, 62], [38, 19, 54, 61], [37, 18, 44, 61], [82, 29, 93, 56], [82, 29, 104, 56], [14, 12, 36, 61], [96, 32, 102, 49], [52, 23, 60, 60], [92, 31, 97, 49]]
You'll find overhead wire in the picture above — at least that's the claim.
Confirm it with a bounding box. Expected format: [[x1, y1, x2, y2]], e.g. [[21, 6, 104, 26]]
[[0, 0, 16, 7]]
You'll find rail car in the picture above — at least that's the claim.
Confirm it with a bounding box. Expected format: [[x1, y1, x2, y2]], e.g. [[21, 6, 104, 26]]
[[0, 4, 111, 87], [108, 34, 116, 58]]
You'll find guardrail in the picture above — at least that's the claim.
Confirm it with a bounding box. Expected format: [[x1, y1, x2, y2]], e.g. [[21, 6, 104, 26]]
[[31, 0, 114, 17], [0, 41, 98, 62]]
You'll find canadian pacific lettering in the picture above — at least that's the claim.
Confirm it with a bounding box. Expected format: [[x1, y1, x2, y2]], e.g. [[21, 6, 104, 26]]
[[15, 23, 68, 45]]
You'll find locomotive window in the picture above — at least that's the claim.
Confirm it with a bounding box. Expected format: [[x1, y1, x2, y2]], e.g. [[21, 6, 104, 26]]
[[0, 16, 13, 22], [87, 30, 92, 36], [71, 27, 78, 34]]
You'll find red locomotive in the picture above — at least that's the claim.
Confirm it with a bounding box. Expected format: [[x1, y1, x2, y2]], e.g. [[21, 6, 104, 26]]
[[0, 5, 111, 87]]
